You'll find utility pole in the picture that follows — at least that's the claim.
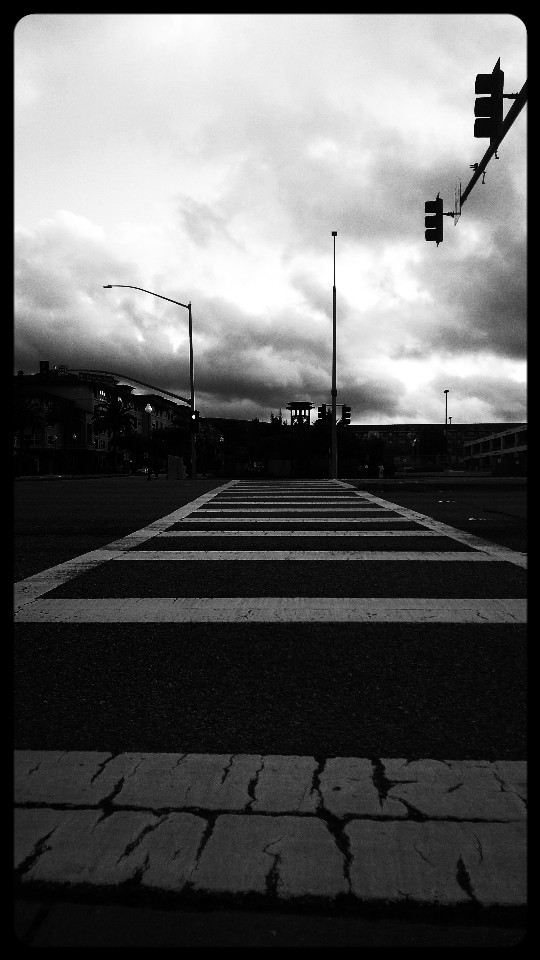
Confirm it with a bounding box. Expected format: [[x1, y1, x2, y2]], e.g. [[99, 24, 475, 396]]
[[330, 231, 338, 479], [444, 389, 449, 471], [187, 302, 197, 479]]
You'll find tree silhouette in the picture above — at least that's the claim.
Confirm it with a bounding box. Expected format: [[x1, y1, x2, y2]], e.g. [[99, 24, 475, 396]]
[[45, 398, 86, 444], [13, 396, 46, 446], [92, 397, 136, 469]]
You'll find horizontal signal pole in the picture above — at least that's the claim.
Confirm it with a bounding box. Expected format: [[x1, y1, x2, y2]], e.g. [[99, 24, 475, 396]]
[[461, 80, 527, 208]]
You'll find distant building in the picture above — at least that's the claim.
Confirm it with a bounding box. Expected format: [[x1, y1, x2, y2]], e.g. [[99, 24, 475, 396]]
[[14, 361, 190, 475], [352, 421, 526, 472], [286, 401, 313, 428], [463, 424, 527, 476]]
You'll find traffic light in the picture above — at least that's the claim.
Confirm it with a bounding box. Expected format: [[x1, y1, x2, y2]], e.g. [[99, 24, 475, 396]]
[[341, 405, 351, 426], [190, 410, 200, 433], [474, 58, 504, 142], [425, 194, 443, 245], [317, 404, 327, 421]]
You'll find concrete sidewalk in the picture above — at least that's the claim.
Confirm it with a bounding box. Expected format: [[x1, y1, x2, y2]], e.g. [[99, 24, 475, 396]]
[[15, 751, 526, 910]]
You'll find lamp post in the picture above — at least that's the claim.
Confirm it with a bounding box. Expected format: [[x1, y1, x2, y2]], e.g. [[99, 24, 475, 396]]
[[444, 389, 449, 470], [103, 284, 196, 478], [330, 231, 338, 480], [144, 403, 153, 480]]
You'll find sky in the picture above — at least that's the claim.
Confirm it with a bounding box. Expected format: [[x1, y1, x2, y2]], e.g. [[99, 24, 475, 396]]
[[14, 13, 527, 425]]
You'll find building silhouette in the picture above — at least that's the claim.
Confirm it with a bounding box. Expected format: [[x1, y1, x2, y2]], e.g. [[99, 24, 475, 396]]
[[14, 363, 526, 478]]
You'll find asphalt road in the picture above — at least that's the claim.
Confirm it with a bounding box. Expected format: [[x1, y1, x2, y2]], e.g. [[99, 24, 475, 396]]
[[13, 477, 225, 581], [14, 476, 526, 758], [13, 476, 527, 582], [352, 479, 527, 553], [13, 476, 527, 946]]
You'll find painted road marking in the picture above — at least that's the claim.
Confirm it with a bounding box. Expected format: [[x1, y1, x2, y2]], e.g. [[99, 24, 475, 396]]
[[195, 507, 393, 512], [14, 597, 527, 623], [177, 517, 414, 523], [113, 550, 500, 561], [153, 529, 440, 537], [14, 480, 527, 614]]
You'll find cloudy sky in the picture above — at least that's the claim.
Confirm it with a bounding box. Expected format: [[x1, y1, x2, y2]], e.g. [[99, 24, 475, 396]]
[[14, 13, 527, 424]]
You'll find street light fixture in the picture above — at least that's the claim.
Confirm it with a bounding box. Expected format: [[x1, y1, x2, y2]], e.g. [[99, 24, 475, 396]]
[[330, 231, 338, 480], [103, 284, 196, 478]]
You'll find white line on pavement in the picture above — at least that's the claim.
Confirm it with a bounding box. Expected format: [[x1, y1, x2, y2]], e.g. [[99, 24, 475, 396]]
[[195, 507, 392, 512], [154, 529, 440, 537], [177, 517, 414, 523], [14, 597, 527, 623], [113, 550, 500, 561]]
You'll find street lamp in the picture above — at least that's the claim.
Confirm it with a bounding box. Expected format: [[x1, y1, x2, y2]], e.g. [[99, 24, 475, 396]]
[[330, 231, 338, 480], [444, 389, 449, 470], [103, 284, 196, 478]]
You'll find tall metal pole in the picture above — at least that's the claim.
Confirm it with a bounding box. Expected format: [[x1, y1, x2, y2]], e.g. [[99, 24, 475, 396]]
[[444, 389, 449, 470], [188, 301, 196, 479], [330, 231, 338, 479], [144, 404, 153, 481]]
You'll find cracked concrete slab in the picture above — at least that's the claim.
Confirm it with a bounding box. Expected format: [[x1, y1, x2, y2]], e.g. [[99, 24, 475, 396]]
[[319, 758, 407, 817], [16, 808, 206, 888], [190, 815, 348, 899], [459, 822, 527, 906], [250, 756, 319, 813], [14, 751, 115, 805], [345, 820, 526, 907], [381, 759, 527, 820], [346, 821, 474, 904], [493, 760, 527, 803], [134, 813, 208, 892], [108, 753, 262, 810], [14, 808, 66, 870], [14, 752, 527, 821], [17, 809, 159, 885]]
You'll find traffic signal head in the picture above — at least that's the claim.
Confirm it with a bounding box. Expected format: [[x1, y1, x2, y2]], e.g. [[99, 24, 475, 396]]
[[190, 410, 200, 433], [474, 59, 504, 142], [425, 195, 443, 245], [341, 405, 351, 426]]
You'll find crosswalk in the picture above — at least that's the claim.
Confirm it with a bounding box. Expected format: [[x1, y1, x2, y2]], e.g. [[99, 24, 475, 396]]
[[14, 480, 527, 909]]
